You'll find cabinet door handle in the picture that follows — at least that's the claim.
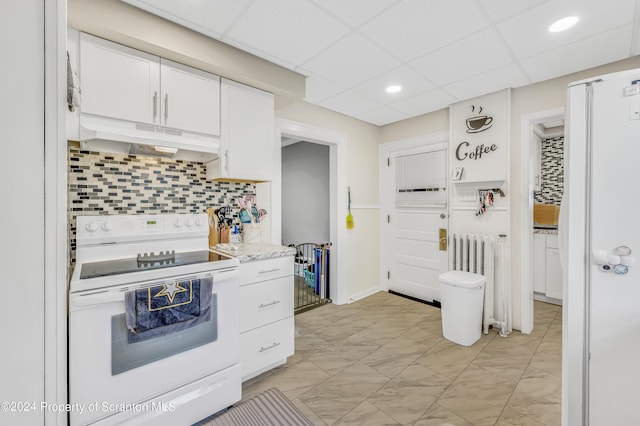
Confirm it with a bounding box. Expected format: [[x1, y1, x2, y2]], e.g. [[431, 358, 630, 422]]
[[259, 342, 281, 353], [164, 94, 169, 124], [259, 268, 280, 274], [258, 300, 280, 309], [152, 91, 158, 123], [225, 149, 229, 173]]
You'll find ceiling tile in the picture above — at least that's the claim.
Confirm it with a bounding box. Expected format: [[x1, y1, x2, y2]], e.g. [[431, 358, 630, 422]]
[[520, 25, 633, 83], [410, 28, 514, 86], [301, 70, 348, 103], [352, 65, 435, 104], [122, 0, 252, 38], [310, 0, 400, 28], [226, 0, 350, 65], [302, 33, 401, 87], [497, 0, 636, 60], [475, 0, 550, 23], [444, 63, 530, 100], [359, 0, 489, 61], [390, 89, 458, 117], [356, 106, 411, 126], [318, 90, 383, 117]]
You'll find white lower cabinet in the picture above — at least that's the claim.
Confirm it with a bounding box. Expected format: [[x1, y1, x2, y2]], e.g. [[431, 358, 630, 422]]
[[545, 240, 563, 300], [238, 256, 294, 381], [240, 317, 294, 380], [533, 233, 563, 302], [533, 233, 546, 294]]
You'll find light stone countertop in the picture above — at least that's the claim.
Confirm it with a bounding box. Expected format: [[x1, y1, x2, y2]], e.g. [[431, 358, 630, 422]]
[[214, 242, 295, 263]]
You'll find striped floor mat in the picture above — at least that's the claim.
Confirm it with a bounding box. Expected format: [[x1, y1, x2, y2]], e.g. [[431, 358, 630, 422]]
[[201, 388, 314, 426]]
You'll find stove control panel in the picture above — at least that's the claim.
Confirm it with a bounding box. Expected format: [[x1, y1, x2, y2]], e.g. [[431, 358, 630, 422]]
[[76, 214, 208, 245]]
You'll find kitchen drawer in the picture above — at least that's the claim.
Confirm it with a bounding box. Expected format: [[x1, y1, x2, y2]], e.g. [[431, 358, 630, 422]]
[[237, 256, 294, 286], [240, 276, 293, 333], [240, 316, 294, 380], [546, 234, 559, 249]]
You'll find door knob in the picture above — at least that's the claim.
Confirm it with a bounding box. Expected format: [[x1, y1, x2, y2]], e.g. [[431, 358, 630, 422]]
[[593, 246, 633, 275]]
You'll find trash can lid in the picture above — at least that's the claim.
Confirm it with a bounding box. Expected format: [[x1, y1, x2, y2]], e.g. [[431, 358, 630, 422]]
[[439, 271, 486, 288]]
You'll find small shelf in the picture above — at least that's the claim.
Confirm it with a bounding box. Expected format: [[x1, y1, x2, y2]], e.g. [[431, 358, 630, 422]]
[[451, 178, 506, 185]]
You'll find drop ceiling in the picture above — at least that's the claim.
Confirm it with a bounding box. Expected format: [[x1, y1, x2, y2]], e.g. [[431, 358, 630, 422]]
[[122, 0, 640, 126]]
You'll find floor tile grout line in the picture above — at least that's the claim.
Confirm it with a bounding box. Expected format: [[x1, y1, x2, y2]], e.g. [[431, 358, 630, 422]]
[[492, 316, 557, 424]]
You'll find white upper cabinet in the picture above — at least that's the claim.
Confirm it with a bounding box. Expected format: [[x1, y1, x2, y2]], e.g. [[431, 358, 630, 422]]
[[80, 33, 220, 136], [208, 79, 274, 181], [80, 33, 160, 125], [160, 59, 220, 135]]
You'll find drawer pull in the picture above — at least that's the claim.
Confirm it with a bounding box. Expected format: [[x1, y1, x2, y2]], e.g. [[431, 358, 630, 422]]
[[259, 268, 281, 274], [258, 300, 281, 309], [259, 342, 281, 353]]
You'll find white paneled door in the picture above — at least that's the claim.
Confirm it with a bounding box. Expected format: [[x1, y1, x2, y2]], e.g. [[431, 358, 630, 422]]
[[382, 143, 448, 303]]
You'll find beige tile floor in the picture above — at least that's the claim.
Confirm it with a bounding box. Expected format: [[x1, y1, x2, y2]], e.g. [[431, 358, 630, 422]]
[[242, 292, 562, 426]]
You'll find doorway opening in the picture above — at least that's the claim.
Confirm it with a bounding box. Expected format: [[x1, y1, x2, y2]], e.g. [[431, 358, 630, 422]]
[[519, 108, 565, 334], [281, 139, 331, 312], [275, 119, 347, 306]]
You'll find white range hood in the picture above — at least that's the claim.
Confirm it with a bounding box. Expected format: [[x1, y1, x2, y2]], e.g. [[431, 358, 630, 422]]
[[79, 115, 219, 162]]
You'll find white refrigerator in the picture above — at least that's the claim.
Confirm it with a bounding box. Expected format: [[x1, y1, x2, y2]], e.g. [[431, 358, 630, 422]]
[[562, 69, 640, 425]]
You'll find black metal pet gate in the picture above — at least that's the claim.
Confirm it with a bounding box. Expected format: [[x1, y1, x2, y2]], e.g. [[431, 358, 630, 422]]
[[293, 243, 331, 313]]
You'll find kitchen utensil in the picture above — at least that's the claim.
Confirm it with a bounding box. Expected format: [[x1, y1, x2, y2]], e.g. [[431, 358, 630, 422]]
[[245, 200, 254, 223], [245, 194, 255, 205], [251, 205, 259, 223], [206, 208, 219, 248], [239, 209, 252, 224], [258, 209, 267, 222], [237, 197, 246, 209], [346, 186, 354, 229]]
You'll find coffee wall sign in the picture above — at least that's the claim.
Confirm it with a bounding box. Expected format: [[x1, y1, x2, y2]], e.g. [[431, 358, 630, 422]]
[[449, 90, 508, 182], [455, 105, 498, 161]]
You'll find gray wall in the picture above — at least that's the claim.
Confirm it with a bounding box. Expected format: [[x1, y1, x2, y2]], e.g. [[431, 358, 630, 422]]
[[281, 142, 330, 246]]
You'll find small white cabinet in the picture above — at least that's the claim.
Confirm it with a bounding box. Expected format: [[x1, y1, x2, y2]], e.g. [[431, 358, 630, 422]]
[[545, 236, 563, 299], [533, 233, 546, 293], [238, 256, 294, 381], [80, 33, 220, 136], [533, 232, 562, 302], [207, 78, 275, 181]]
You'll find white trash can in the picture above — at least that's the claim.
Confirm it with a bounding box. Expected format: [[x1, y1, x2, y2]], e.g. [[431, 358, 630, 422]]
[[439, 271, 486, 346]]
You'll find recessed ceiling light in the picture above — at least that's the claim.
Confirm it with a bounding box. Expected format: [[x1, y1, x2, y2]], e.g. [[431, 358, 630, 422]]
[[548, 16, 579, 33], [386, 85, 402, 94]]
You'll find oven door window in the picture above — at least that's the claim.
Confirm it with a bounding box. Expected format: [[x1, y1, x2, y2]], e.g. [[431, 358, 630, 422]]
[[111, 295, 217, 375]]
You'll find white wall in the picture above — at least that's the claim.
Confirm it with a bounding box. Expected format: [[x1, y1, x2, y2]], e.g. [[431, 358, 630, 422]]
[[0, 3, 45, 423], [281, 142, 330, 246]]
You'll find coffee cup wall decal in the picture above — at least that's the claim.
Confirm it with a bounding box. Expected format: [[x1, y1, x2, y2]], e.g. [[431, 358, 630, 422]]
[[466, 105, 493, 133]]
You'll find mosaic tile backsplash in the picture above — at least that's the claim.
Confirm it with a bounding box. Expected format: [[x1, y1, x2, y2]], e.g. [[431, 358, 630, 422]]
[[535, 136, 564, 206], [68, 147, 255, 262]]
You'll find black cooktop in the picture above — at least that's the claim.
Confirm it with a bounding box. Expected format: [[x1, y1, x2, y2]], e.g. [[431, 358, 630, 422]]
[[80, 250, 234, 279]]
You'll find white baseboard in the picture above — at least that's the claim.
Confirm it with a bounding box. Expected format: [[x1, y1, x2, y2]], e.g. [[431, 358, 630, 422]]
[[348, 286, 382, 303]]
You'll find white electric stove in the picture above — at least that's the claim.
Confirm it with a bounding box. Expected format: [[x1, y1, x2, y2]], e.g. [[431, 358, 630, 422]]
[[69, 213, 240, 426]]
